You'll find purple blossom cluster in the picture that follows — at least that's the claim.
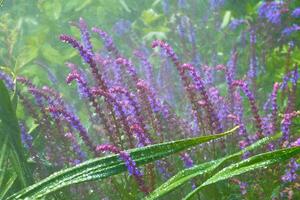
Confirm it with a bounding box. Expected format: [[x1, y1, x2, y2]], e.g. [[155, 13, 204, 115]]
[[228, 19, 245, 30], [258, 1, 285, 24], [291, 8, 300, 18], [14, 14, 300, 198], [282, 24, 300, 36], [0, 70, 14, 90]]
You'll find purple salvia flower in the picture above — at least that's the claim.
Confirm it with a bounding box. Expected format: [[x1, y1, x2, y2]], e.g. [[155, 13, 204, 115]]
[[113, 19, 131, 37], [91, 87, 137, 147], [202, 65, 214, 85], [60, 34, 108, 92], [109, 86, 152, 145], [177, 0, 188, 9], [181, 63, 223, 133], [66, 68, 90, 99], [92, 27, 120, 57], [232, 80, 263, 138], [78, 17, 93, 55], [180, 152, 194, 168], [228, 19, 245, 30], [60, 34, 92, 65], [162, 0, 169, 14], [282, 24, 300, 36], [281, 159, 299, 183], [291, 138, 300, 147], [96, 144, 149, 193], [227, 114, 247, 137], [0, 71, 15, 90], [210, 0, 225, 10], [281, 111, 300, 146], [291, 8, 300, 18], [177, 16, 189, 39], [0, 70, 14, 90], [270, 82, 280, 134], [258, 1, 285, 24], [188, 23, 196, 45], [239, 182, 248, 195], [208, 87, 229, 129], [250, 29, 256, 44], [152, 40, 180, 70], [64, 132, 87, 163], [20, 122, 32, 149], [134, 50, 154, 85], [115, 57, 139, 83], [291, 66, 299, 87], [48, 106, 97, 155]]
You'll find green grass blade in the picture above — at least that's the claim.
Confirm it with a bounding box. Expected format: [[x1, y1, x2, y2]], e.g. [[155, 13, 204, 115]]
[[0, 174, 17, 200], [7, 126, 238, 199], [0, 136, 9, 188], [184, 146, 300, 200], [146, 133, 280, 200], [0, 81, 33, 188]]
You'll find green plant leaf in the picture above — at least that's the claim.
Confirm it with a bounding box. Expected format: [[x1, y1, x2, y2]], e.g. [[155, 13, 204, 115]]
[[0, 81, 33, 194], [184, 146, 300, 200], [14, 45, 38, 70], [7, 127, 238, 199], [146, 133, 280, 199], [221, 11, 231, 29]]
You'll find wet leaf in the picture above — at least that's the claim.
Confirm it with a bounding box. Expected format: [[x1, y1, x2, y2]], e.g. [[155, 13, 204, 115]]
[[7, 127, 238, 199], [146, 134, 279, 200], [184, 146, 300, 199]]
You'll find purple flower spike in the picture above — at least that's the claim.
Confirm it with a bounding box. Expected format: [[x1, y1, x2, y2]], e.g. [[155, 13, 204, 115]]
[[291, 8, 300, 18], [232, 80, 263, 138], [258, 1, 285, 25], [91, 87, 136, 147], [96, 144, 149, 193], [181, 63, 222, 133], [281, 111, 300, 146], [115, 57, 139, 82], [291, 138, 300, 147], [210, 0, 225, 10], [60, 34, 108, 91], [180, 152, 194, 168], [92, 27, 120, 57], [20, 122, 33, 149], [270, 82, 280, 133], [78, 17, 93, 54], [47, 106, 97, 155], [134, 50, 154, 84], [0, 70, 14, 90], [66, 69, 90, 99], [152, 40, 180, 70], [65, 132, 87, 163], [228, 19, 245, 30], [281, 159, 299, 183], [282, 24, 300, 36], [60, 34, 93, 64]]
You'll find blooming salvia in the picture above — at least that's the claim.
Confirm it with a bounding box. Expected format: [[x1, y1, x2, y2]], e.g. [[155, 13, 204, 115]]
[[232, 80, 263, 138], [282, 24, 300, 36], [228, 19, 245, 30], [258, 1, 284, 24], [291, 8, 300, 18], [20, 122, 33, 149], [0, 70, 14, 90]]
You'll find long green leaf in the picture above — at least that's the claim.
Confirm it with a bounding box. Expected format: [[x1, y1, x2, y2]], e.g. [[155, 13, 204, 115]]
[[146, 133, 280, 199], [0, 81, 33, 188], [184, 146, 300, 200], [7, 127, 238, 199]]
